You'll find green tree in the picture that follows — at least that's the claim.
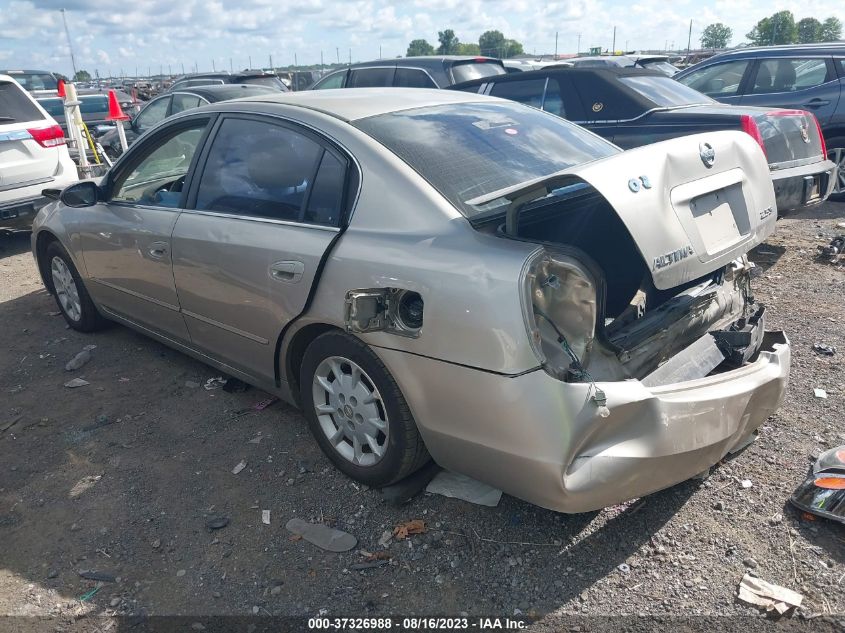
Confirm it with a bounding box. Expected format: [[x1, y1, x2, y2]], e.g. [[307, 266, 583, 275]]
[[504, 39, 524, 57], [797, 17, 822, 43], [72, 69, 91, 82], [457, 42, 481, 55], [406, 39, 435, 56], [479, 30, 506, 56], [746, 11, 797, 45], [700, 23, 732, 48], [437, 29, 460, 55], [819, 16, 843, 41]]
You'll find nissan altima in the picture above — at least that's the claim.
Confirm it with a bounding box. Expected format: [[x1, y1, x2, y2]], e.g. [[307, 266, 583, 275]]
[[32, 89, 791, 513]]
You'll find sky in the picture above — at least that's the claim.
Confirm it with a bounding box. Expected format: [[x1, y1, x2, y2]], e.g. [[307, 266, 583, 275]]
[[1, 0, 844, 77]]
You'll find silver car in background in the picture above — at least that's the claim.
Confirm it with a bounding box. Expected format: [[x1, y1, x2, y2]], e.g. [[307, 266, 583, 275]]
[[31, 90, 790, 513]]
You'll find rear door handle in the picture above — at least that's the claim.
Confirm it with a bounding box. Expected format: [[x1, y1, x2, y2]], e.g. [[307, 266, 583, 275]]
[[803, 98, 830, 108], [148, 241, 169, 259], [269, 260, 304, 283]]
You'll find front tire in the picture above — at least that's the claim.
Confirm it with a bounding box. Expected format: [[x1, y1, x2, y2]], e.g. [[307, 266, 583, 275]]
[[826, 137, 845, 201], [300, 331, 429, 487], [45, 241, 108, 332]]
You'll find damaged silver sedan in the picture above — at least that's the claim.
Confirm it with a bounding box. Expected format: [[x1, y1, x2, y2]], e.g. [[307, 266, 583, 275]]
[[31, 89, 790, 512]]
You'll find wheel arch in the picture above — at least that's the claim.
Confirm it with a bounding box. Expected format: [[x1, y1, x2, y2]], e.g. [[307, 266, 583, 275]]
[[34, 230, 61, 292], [279, 322, 344, 406]]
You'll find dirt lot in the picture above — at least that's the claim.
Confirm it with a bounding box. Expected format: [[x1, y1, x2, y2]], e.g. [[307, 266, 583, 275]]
[[0, 201, 843, 630]]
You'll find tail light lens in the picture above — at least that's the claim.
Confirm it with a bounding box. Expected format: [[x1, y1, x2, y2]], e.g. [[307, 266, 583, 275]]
[[740, 115, 767, 160], [27, 124, 66, 148], [811, 113, 827, 159]]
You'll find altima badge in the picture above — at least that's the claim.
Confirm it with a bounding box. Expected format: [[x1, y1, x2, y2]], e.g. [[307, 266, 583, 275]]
[[699, 142, 715, 168]]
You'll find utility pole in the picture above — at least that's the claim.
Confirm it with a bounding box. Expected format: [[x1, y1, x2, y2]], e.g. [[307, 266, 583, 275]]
[[577, 33, 581, 54], [181, 62, 185, 74], [248, 55, 252, 69], [229, 58, 233, 73], [687, 19, 692, 53], [60, 9, 78, 78], [336, 47, 340, 63], [320, 50, 324, 69], [349, 48, 351, 65], [212, 59, 215, 71], [269, 53, 273, 70], [612, 26, 616, 53], [379, 45, 382, 59], [554, 31, 558, 59], [294, 52, 298, 68]]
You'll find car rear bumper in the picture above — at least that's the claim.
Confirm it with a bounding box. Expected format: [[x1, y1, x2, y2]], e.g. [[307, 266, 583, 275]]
[[770, 158, 835, 213], [0, 194, 53, 231], [376, 331, 790, 513]]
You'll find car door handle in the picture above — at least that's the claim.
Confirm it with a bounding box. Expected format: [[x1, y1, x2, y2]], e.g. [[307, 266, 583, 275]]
[[803, 99, 830, 108], [269, 260, 304, 283], [148, 241, 169, 259]]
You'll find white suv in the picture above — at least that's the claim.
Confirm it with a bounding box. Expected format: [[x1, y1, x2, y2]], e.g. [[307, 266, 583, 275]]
[[1, 74, 77, 232]]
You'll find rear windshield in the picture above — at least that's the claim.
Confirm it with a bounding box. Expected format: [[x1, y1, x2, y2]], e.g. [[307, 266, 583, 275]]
[[210, 85, 278, 99], [38, 95, 109, 116], [638, 60, 679, 75], [3, 71, 57, 91], [0, 81, 45, 124], [451, 61, 505, 84], [619, 76, 713, 106], [354, 101, 618, 218], [240, 75, 287, 90]]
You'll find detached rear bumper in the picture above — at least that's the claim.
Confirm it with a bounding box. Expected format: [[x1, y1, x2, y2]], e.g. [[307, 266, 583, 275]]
[[771, 158, 835, 213], [376, 331, 790, 513]]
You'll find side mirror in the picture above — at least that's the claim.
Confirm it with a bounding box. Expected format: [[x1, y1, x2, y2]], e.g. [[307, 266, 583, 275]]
[[60, 181, 100, 208]]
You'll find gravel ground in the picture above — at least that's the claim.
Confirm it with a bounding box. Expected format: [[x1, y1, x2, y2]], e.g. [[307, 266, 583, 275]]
[[0, 201, 843, 631]]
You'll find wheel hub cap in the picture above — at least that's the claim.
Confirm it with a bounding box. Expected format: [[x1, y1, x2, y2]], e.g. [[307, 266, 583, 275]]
[[50, 256, 81, 322], [312, 356, 389, 467], [829, 147, 845, 194]]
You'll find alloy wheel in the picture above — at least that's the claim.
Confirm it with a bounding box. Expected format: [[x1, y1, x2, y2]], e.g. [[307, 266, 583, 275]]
[[829, 146, 845, 195], [50, 256, 81, 322], [311, 356, 389, 467]]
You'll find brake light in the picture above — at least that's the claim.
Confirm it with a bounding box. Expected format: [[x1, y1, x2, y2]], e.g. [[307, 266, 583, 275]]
[[27, 124, 66, 148], [740, 115, 766, 160], [812, 113, 827, 159]]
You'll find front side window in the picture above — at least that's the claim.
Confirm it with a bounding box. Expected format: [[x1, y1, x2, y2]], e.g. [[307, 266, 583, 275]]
[[354, 101, 618, 218], [348, 67, 395, 88], [194, 118, 325, 223], [111, 122, 207, 206], [677, 60, 750, 97], [135, 97, 170, 133], [749, 58, 831, 94], [489, 79, 547, 109]]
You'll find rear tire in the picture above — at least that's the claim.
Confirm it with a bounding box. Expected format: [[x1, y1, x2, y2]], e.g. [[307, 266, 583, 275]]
[[44, 241, 108, 332], [826, 137, 845, 201], [300, 331, 430, 487]]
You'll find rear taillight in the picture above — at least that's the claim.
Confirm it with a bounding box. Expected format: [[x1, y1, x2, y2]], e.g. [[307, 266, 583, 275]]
[[27, 124, 66, 148], [740, 115, 767, 160], [811, 113, 827, 158]]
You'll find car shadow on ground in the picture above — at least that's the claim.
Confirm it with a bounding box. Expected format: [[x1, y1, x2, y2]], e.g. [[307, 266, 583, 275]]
[[0, 232, 32, 259]]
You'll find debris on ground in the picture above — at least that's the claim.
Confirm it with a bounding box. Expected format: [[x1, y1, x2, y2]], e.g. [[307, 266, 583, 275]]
[[204, 377, 227, 391], [78, 570, 116, 583], [252, 397, 278, 411], [393, 519, 427, 540], [205, 517, 229, 530], [812, 343, 836, 356], [69, 475, 102, 498], [262, 510, 270, 525], [814, 388, 828, 399], [350, 560, 390, 571], [737, 573, 803, 615], [78, 587, 100, 602], [65, 346, 95, 371], [818, 235, 843, 262], [425, 470, 503, 507], [790, 446, 845, 524], [285, 518, 357, 552], [740, 479, 753, 489], [231, 460, 247, 475], [64, 378, 90, 388], [0, 414, 23, 433]]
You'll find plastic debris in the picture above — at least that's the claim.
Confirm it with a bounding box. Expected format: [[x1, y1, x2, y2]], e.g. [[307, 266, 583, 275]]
[[262, 510, 270, 525], [737, 573, 803, 614], [819, 235, 844, 262], [425, 470, 503, 507], [64, 378, 90, 388], [252, 397, 279, 411], [78, 570, 116, 583], [231, 460, 247, 475], [285, 518, 357, 552], [204, 377, 227, 390], [205, 517, 229, 530], [65, 346, 95, 371], [814, 388, 828, 399], [78, 587, 100, 602], [740, 479, 753, 489], [812, 343, 836, 356]]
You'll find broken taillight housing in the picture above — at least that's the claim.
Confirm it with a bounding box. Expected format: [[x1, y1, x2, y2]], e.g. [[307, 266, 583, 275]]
[[740, 115, 766, 160], [27, 124, 66, 148]]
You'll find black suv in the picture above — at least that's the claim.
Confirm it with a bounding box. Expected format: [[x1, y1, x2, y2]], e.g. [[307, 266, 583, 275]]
[[675, 44, 845, 196], [310, 56, 506, 90], [168, 71, 287, 92]]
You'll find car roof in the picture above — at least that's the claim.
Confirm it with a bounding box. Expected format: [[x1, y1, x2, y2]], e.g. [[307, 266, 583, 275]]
[[219, 87, 495, 122], [707, 43, 845, 60], [171, 83, 278, 100], [453, 65, 666, 86], [341, 56, 501, 70]]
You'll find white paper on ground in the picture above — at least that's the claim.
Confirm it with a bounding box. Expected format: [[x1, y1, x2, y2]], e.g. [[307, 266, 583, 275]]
[[425, 470, 503, 507]]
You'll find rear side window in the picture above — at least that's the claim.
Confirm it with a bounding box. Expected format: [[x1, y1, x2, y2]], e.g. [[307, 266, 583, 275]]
[[37, 97, 64, 117], [79, 96, 109, 114], [135, 97, 170, 133], [195, 118, 327, 223], [749, 58, 831, 94], [240, 76, 286, 90], [0, 81, 45, 124], [304, 151, 347, 225], [451, 61, 505, 84], [313, 71, 346, 89], [676, 60, 750, 97], [171, 94, 203, 114], [394, 68, 437, 88], [348, 67, 395, 88], [489, 79, 546, 109]]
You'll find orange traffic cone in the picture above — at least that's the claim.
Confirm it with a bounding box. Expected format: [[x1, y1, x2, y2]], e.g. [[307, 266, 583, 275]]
[[57, 78, 66, 98], [106, 89, 130, 122]]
